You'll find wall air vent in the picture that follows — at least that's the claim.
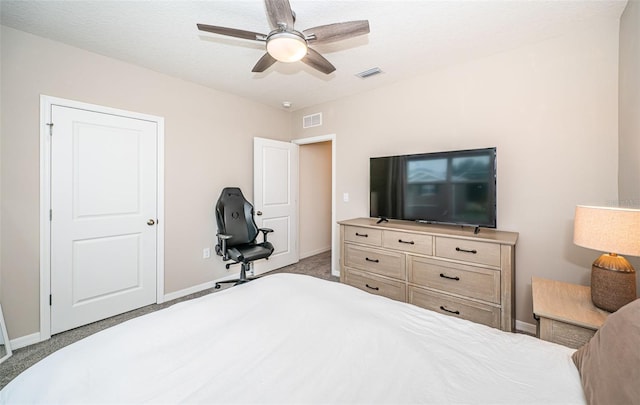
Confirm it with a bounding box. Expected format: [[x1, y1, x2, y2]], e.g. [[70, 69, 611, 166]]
[[303, 113, 322, 128], [355, 67, 383, 79]]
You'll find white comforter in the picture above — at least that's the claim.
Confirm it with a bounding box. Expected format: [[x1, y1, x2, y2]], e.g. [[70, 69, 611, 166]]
[[1, 274, 585, 404]]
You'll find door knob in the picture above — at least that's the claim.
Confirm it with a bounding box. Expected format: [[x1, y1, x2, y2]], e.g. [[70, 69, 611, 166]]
[[147, 219, 156, 226], [256, 211, 263, 216]]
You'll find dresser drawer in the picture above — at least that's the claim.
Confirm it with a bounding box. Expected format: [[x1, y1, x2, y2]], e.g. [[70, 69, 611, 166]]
[[344, 226, 382, 247], [408, 286, 500, 328], [344, 268, 406, 302], [408, 256, 500, 304], [538, 318, 596, 349], [344, 244, 405, 279], [435, 237, 501, 267], [383, 230, 433, 256]]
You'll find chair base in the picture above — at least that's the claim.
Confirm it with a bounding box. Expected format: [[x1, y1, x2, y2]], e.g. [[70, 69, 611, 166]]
[[214, 262, 259, 289]]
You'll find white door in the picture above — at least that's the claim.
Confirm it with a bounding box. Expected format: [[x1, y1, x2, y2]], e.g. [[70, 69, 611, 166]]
[[253, 137, 299, 274], [50, 105, 158, 334]]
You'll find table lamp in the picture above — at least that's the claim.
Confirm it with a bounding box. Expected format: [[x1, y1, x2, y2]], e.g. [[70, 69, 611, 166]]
[[573, 205, 640, 312]]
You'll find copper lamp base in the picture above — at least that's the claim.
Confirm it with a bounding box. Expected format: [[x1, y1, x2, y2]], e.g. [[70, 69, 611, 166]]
[[590, 253, 637, 312]]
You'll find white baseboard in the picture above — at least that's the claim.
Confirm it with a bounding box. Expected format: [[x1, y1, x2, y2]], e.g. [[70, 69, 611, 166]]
[[10, 332, 42, 350], [162, 269, 251, 302], [300, 246, 331, 259], [515, 320, 537, 335], [163, 279, 220, 302]]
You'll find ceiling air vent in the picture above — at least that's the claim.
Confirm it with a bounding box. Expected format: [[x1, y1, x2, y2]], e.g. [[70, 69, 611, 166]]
[[303, 113, 322, 129], [356, 67, 383, 79]]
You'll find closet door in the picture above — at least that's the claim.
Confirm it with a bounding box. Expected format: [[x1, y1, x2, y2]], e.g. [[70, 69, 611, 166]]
[[50, 104, 159, 334]]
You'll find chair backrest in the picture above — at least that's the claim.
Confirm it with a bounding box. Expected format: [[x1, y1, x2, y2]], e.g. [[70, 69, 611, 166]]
[[215, 187, 259, 247]]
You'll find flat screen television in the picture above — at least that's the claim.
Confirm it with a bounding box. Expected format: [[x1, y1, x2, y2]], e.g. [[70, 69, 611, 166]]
[[370, 147, 497, 228]]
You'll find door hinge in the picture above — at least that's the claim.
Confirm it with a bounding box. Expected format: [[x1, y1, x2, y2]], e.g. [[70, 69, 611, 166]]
[[49, 209, 52, 221], [46, 122, 54, 136], [49, 294, 52, 306]]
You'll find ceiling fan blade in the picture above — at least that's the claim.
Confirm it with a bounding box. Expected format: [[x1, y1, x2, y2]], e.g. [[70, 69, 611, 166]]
[[197, 24, 266, 41], [252, 53, 278, 73], [265, 0, 295, 30], [301, 48, 336, 75], [303, 20, 370, 44]]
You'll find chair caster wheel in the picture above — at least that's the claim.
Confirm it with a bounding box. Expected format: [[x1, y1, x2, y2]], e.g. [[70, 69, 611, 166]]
[[214, 283, 221, 289], [225, 264, 230, 270]]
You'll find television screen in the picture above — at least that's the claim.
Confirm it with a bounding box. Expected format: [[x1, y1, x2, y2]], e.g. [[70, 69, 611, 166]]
[[370, 147, 496, 228]]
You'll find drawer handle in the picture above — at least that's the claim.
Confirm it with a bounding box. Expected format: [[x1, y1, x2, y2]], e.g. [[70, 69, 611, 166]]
[[365, 257, 380, 263], [440, 305, 460, 315], [355, 232, 368, 237], [365, 284, 379, 291], [455, 247, 477, 254], [398, 239, 415, 245], [439, 273, 460, 281]]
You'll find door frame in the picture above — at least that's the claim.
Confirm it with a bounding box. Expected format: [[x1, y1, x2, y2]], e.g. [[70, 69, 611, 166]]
[[292, 134, 338, 276], [39, 95, 165, 341]]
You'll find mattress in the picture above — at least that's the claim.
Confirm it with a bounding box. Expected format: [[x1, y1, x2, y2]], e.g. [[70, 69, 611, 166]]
[[0, 273, 586, 404]]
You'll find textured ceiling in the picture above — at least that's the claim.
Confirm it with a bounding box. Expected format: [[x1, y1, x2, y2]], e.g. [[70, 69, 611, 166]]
[[0, 0, 628, 111]]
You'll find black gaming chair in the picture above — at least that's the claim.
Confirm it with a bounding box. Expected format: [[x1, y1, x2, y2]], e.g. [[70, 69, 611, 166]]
[[214, 187, 274, 288]]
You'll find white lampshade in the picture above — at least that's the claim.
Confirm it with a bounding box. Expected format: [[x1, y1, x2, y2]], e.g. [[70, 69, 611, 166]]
[[266, 32, 307, 62], [574, 205, 640, 257]]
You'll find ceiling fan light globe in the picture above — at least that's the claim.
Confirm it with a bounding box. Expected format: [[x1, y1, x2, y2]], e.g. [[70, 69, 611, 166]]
[[266, 32, 308, 62]]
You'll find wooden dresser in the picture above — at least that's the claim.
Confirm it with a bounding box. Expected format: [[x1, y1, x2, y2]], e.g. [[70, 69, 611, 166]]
[[339, 218, 518, 332]]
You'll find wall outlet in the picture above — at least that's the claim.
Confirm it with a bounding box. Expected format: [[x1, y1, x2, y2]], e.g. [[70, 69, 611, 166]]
[[343, 192, 349, 202], [202, 247, 211, 259]]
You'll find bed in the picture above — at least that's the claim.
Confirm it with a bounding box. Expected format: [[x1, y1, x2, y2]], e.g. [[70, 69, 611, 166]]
[[1, 273, 636, 404]]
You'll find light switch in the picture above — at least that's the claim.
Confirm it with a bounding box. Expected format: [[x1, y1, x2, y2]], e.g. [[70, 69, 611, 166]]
[[343, 192, 349, 202]]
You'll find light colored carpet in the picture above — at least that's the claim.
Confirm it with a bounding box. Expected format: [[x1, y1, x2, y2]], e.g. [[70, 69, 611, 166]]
[[0, 251, 335, 390]]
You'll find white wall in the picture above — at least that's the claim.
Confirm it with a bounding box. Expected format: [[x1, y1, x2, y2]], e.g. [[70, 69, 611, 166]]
[[0, 26, 291, 339], [292, 18, 621, 325]]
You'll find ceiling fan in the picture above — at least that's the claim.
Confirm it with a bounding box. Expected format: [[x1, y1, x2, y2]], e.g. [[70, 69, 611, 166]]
[[197, 0, 370, 75]]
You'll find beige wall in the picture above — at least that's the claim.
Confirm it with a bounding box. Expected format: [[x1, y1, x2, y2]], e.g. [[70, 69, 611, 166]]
[[618, 0, 640, 272], [0, 26, 291, 339], [619, 0, 640, 205], [299, 141, 332, 258], [292, 19, 621, 326]]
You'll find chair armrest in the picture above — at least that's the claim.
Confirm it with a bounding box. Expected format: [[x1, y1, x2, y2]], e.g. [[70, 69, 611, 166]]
[[216, 233, 233, 259], [259, 228, 274, 242]]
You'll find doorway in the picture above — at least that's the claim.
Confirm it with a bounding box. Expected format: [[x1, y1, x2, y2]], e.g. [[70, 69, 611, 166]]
[[293, 135, 337, 276]]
